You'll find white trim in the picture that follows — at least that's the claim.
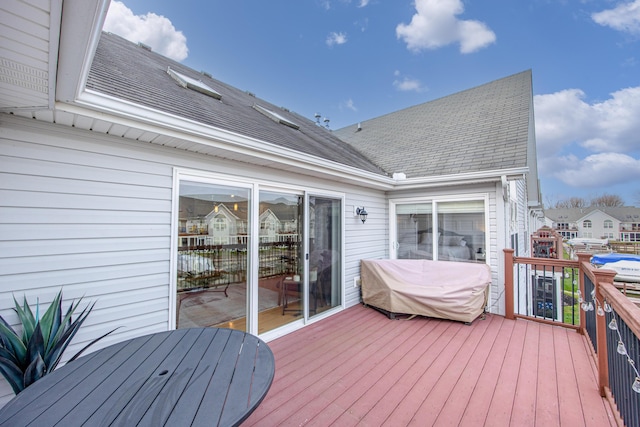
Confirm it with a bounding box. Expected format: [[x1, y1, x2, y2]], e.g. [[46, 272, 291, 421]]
[[389, 193, 490, 261], [48, 0, 63, 109], [59, 91, 529, 192], [171, 167, 347, 338], [56, 0, 109, 103], [59, 94, 394, 189]]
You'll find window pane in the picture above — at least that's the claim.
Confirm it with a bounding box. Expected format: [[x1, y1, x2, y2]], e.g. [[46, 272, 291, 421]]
[[258, 191, 303, 333], [176, 181, 249, 330], [395, 200, 486, 263], [396, 203, 433, 259], [309, 196, 342, 317], [437, 201, 485, 263]]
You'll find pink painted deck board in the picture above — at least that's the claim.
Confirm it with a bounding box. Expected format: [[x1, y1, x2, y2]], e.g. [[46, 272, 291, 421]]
[[244, 304, 617, 427]]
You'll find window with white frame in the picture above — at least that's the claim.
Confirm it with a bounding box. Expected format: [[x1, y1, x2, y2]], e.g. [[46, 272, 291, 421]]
[[394, 198, 486, 263], [604, 220, 613, 229], [583, 220, 592, 228]]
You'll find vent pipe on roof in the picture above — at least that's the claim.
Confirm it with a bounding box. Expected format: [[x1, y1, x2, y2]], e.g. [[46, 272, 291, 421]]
[[356, 123, 362, 132]]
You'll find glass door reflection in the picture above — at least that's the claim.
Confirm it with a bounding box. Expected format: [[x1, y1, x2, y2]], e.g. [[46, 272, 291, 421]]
[[308, 196, 341, 317], [176, 181, 249, 330], [257, 191, 304, 334]]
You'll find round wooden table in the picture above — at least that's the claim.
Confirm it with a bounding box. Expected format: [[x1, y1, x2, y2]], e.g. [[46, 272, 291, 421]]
[[0, 328, 274, 426]]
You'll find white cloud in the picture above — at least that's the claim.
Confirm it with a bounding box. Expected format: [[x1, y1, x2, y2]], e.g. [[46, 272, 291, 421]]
[[534, 86, 640, 188], [396, 0, 496, 54], [341, 98, 358, 112], [556, 153, 640, 187], [326, 32, 348, 46], [358, 0, 370, 7], [393, 76, 426, 92], [592, 0, 640, 35], [103, 1, 188, 62]]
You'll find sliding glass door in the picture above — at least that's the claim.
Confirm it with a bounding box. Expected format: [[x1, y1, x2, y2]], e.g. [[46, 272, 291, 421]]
[[174, 176, 343, 335], [257, 190, 303, 333], [308, 195, 342, 317], [176, 180, 250, 330]]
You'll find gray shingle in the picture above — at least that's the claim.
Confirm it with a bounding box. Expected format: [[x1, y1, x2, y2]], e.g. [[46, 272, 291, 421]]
[[334, 71, 533, 178], [87, 33, 387, 176]]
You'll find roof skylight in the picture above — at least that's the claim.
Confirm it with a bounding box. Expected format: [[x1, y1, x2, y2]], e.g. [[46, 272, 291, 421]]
[[167, 67, 222, 100], [252, 104, 299, 130]]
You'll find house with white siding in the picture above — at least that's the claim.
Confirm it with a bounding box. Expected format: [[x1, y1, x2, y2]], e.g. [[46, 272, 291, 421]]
[[0, 0, 542, 405], [545, 207, 640, 241]]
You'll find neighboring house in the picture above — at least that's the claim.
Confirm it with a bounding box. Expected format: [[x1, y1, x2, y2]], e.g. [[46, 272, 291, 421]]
[[545, 207, 640, 241], [0, 0, 542, 404]]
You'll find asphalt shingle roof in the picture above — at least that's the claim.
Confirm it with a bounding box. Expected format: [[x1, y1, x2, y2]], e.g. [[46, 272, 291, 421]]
[[88, 33, 534, 183], [333, 71, 533, 179], [87, 33, 387, 176]]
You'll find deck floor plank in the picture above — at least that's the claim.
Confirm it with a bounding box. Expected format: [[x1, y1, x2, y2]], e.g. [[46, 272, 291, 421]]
[[535, 321, 560, 426], [568, 327, 617, 426], [510, 321, 540, 426], [244, 304, 617, 427], [484, 318, 529, 426], [458, 316, 513, 426], [430, 314, 504, 426], [410, 312, 494, 426], [554, 326, 588, 426]]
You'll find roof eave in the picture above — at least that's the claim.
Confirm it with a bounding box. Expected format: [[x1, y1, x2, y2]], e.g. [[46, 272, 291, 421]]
[[61, 91, 396, 189], [56, 0, 110, 104], [389, 168, 529, 190]]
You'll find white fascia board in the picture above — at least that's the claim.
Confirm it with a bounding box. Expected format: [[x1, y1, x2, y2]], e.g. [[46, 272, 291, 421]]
[[56, 0, 110, 103], [389, 168, 530, 190], [48, 0, 63, 109], [62, 90, 395, 189], [59, 89, 533, 193]]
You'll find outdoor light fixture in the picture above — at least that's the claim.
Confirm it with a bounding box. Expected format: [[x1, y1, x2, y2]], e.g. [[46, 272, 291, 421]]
[[356, 207, 368, 224]]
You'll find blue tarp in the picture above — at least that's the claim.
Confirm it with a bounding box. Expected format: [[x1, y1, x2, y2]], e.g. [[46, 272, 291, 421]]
[[591, 252, 640, 265]]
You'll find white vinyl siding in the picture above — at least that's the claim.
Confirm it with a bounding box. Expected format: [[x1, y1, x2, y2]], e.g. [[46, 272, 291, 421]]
[[0, 119, 173, 405], [0, 0, 58, 110], [0, 115, 390, 404], [344, 194, 388, 307]]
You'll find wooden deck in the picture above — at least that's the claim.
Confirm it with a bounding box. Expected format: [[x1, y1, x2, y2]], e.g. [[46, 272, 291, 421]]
[[245, 304, 616, 426]]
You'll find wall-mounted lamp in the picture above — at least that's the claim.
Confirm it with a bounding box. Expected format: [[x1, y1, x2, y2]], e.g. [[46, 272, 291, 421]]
[[355, 207, 368, 224]]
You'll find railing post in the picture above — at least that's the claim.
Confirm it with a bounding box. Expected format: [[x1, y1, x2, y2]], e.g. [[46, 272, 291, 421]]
[[504, 249, 514, 320], [576, 253, 592, 336], [592, 267, 618, 397]]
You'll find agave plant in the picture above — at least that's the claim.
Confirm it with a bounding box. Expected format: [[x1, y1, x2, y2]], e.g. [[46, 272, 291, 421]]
[[0, 291, 114, 394]]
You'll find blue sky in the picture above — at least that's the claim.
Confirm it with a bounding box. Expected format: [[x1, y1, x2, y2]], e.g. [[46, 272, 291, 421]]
[[103, 0, 640, 206]]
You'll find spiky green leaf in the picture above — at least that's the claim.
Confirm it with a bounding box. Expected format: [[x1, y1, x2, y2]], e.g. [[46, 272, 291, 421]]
[[0, 290, 114, 394], [23, 353, 46, 391], [0, 319, 27, 366], [45, 304, 94, 371], [12, 296, 36, 343], [39, 291, 64, 351], [68, 327, 121, 364], [25, 322, 46, 373], [0, 356, 24, 395]]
